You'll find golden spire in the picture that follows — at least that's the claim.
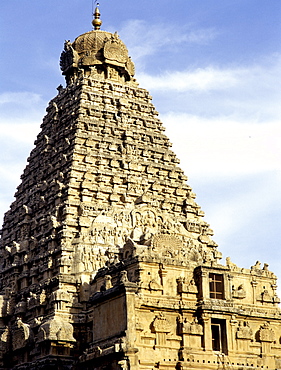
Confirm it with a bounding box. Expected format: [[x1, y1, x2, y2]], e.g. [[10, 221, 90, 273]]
[[92, 3, 102, 30]]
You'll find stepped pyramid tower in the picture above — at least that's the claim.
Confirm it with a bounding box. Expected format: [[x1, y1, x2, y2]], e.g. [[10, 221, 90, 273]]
[[1, 6, 281, 370]]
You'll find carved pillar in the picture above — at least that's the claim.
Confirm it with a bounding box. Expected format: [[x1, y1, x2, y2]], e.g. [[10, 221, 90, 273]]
[[226, 274, 233, 300], [251, 279, 258, 304], [202, 314, 212, 351], [271, 282, 280, 306], [200, 271, 209, 300], [229, 315, 238, 352], [124, 285, 139, 370]]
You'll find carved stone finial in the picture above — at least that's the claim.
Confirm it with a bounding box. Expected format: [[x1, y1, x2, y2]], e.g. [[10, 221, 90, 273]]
[[92, 4, 102, 30]]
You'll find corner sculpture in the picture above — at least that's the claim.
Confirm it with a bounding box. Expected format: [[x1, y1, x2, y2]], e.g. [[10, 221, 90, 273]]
[[0, 5, 281, 370]]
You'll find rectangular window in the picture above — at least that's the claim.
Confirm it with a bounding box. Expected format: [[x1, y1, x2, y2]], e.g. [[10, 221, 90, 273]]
[[211, 323, 221, 351], [209, 273, 224, 299], [211, 319, 227, 354]]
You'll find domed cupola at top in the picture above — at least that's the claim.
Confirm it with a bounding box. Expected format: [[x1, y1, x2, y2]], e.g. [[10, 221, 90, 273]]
[[60, 5, 135, 85]]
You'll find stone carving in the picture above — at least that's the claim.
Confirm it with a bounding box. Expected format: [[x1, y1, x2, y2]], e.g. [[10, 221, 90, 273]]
[[251, 261, 261, 271], [104, 33, 128, 65], [257, 322, 275, 342], [6, 295, 16, 316], [177, 277, 198, 295], [0, 295, 5, 317], [60, 40, 79, 74], [226, 257, 237, 269], [100, 275, 113, 291], [0, 327, 9, 352], [50, 289, 71, 310], [27, 292, 38, 309], [119, 270, 129, 284], [178, 317, 203, 336], [151, 313, 171, 334], [14, 299, 27, 315], [38, 317, 75, 343], [131, 208, 157, 242], [232, 284, 246, 299], [73, 205, 218, 268], [39, 290, 47, 306], [151, 234, 182, 257], [151, 313, 172, 346], [148, 279, 162, 291], [12, 318, 31, 351], [60, 29, 135, 85], [236, 321, 253, 340], [259, 289, 273, 303], [125, 57, 135, 77], [275, 358, 281, 368], [273, 293, 280, 304], [118, 359, 129, 370]]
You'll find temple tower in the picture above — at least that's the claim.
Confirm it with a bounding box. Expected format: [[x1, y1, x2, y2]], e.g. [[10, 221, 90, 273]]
[[0, 6, 281, 370]]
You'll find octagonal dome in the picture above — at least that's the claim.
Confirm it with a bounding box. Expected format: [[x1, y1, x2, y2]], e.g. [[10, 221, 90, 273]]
[[60, 30, 135, 81]]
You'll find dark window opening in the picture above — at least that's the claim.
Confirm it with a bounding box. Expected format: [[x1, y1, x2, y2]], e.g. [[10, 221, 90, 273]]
[[209, 273, 224, 299], [211, 323, 221, 351], [211, 319, 227, 354]]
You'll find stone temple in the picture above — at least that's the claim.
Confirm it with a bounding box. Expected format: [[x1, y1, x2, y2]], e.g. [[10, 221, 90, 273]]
[[1, 6, 281, 370]]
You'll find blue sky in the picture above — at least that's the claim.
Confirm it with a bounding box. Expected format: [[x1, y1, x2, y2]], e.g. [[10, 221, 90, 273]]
[[1, 1, 281, 290]]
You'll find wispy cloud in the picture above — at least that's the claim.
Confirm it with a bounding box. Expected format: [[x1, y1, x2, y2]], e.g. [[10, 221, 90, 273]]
[[137, 54, 281, 93], [137, 54, 281, 122], [138, 67, 239, 91], [116, 19, 218, 63], [0, 92, 46, 122], [0, 92, 43, 106]]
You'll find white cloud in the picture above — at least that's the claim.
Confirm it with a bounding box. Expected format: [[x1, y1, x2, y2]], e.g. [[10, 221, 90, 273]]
[[0, 92, 44, 219], [0, 92, 44, 140], [117, 19, 218, 63], [163, 113, 281, 178], [137, 54, 281, 94], [0, 122, 40, 144], [0, 161, 27, 222], [138, 67, 239, 91], [0, 92, 43, 106], [0, 92, 47, 128], [136, 54, 281, 126]]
